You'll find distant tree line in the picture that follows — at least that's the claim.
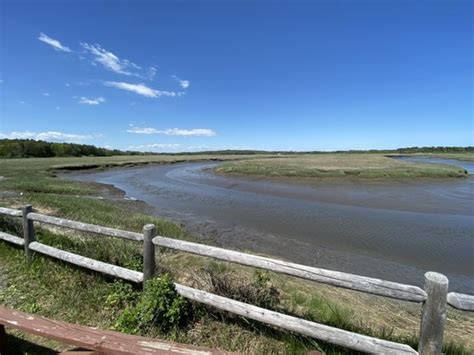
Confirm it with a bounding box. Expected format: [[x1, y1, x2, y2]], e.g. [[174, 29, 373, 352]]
[[392, 146, 474, 153], [0, 139, 472, 158], [0, 139, 142, 158], [175, 146, 474, 155], [326, 146, 474, 155]]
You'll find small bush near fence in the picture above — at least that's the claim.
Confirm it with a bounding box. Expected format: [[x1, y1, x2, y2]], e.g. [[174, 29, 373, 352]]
[[115, 274, 190, 334]]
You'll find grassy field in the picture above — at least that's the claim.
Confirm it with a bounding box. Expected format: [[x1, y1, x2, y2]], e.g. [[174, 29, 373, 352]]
[[0, 154, 473, 354], [215, 153, 471, 179]]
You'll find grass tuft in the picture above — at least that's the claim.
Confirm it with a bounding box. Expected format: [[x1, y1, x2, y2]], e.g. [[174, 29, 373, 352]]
[[1, 154, 473, 353]]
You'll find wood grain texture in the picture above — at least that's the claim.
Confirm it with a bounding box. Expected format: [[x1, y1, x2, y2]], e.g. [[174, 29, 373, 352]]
[[0, 231, 24, 246], [0, 306, 226, 354], [142, 224, 156, 283], [28, 213, 143, 241], [418, 272, 448, 355], [447, 292, 474, 311], [0, 207, 22, 217], [22, 205, 35, 260], [174, 283, 417, 354], [5, 207, 474, 354], [154, 236, 427, 302], [28, 242, 143, 283]]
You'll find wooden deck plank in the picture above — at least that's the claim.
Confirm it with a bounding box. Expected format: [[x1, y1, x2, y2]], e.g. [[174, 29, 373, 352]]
[[0, 306, 228, 354]]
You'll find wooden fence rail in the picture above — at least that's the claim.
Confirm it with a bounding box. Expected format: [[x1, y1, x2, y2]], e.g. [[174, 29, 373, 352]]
[[174, 283, 417, 354], [1, 205, 473, 355], [0, 231, 25, 246], [27, 212, 143, 241], [0, 207, 22, 217], [153, 236, 427, 302], [29, 241, 144, 283], [447, 292, 474, 311]]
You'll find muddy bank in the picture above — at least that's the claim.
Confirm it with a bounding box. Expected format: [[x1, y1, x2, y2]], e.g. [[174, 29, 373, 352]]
[[65, 158, 474, 293]]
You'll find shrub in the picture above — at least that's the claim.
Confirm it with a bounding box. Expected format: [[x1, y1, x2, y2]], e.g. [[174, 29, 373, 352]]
[[115, 274, 189, 334], [194, 265, 280, 310], [250, 270, 281, 310], [104, 280, 138, 310]]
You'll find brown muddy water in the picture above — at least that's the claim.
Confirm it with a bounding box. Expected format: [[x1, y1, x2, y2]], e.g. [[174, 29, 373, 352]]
[[68, 157, 474, 293]]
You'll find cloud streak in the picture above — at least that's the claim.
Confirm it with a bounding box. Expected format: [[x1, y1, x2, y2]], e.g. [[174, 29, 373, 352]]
[[38, 33, 71, 52], [127, 125, 216, 136], [78, 96, 105, 105], [161, 128, 216, 136], [37, 34, 187, 98], [81, 43, 140, 75], [172, 75, 190, 89], [128, 143, 251, 153], [130, 143, 181, 150], [0, 131, 93, 143], [105, 81, 177, 98], [147, 67, 157, 79], [126, 126, 160, 134]]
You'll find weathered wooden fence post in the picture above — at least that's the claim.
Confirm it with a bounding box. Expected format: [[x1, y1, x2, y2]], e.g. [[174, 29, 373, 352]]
[[418, 272, 448, 355], [22, 205, 35, 260], [142, 224, 156, 283]]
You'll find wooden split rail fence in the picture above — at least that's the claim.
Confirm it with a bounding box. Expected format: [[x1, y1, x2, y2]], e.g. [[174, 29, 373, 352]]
[[1, 205, 473, 354]]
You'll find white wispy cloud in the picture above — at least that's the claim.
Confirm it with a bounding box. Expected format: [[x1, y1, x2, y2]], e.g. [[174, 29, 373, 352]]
[[127, 125, 216, 136], [128, 143, 252, 153], [81, 43, 140, 75], [172, 75, 189, 89], [43, 93, 50, 96], [0, 131, 93, 143], [78, 96, 105, 105], [147, 67, 157, 79], [161, 128, 216, 136], [126, 126, 160, 134], [38, 33, 71, 52], [129, 143, 182, 150], [179, 80, 189, 89], [105, 81, 177, 98]]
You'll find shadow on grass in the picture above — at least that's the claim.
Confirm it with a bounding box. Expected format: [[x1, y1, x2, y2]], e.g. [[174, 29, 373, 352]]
[[3, 334, 56, 355]]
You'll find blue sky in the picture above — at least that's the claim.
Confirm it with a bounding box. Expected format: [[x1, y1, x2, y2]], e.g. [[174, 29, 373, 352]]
[[0, 0, 472, 152]]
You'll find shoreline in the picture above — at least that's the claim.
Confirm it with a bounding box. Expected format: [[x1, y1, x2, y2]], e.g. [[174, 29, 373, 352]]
[[54, 154, 471, 186], [64, 161, 474, 293], [63, 161, 474, 216], [214, 154, 470, 181], [212, 167, 470, 186], [45, 161, 474, 348], [1, 155, 473, 351]]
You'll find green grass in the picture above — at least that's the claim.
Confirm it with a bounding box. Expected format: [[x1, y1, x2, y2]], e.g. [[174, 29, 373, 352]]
[[215, 153, 470, 179], [1, 235, 471, 354], [0, 155, 473, 353]]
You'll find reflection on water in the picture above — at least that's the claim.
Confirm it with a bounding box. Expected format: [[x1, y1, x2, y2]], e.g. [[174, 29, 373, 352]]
[[69, 156, 474, 293], [394, 155, 474, 174]]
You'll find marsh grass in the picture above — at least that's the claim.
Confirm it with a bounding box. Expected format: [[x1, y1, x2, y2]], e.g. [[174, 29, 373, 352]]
[[216, 154, 470, 179], [1, 155, 473, 353], [1, 223, 472, 354]]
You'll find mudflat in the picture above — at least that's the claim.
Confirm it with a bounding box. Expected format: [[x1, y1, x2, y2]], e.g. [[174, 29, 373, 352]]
[[68, 156, 474, 293]]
